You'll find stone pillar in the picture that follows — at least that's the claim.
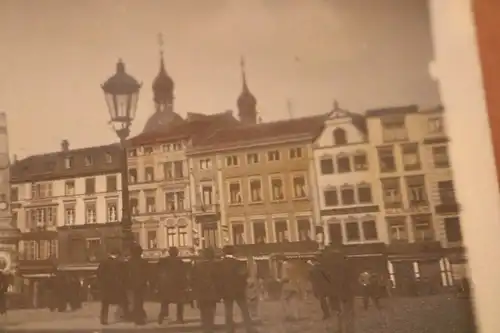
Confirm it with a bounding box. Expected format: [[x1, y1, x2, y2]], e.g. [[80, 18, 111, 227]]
[[0, 113, 21, 291]]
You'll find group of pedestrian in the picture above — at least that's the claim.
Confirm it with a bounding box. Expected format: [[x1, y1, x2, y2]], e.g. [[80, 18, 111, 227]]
[[46, 273, 82, 312], [96, 243, 258, 333]]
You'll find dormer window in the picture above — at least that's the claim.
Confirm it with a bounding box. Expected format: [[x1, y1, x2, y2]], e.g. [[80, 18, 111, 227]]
[[333, 128, 347, 145], [64, 156, 74, 169], [105, 153, 113, 163], [128, 149, 138, 157], [84, 155, 93, 166], [143, 146, 154, 155]]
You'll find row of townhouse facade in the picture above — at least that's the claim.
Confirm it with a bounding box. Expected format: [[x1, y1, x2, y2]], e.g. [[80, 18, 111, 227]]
[[10, 103, 464, 300]]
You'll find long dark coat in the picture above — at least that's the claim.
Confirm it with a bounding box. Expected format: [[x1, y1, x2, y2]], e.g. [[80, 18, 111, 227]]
[[216, 256, 248, 300], [309, 263, 330, 298], [191, 259, 219, 302], [157, 257, 188, 303], [96, 257, 127, 304]]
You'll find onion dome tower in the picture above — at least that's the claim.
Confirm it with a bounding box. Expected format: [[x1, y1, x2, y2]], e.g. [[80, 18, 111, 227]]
[[237, 57, 258, 125]]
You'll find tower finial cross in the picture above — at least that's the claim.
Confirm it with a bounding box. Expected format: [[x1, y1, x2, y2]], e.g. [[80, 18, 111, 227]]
[[158, 32, 164, 55]]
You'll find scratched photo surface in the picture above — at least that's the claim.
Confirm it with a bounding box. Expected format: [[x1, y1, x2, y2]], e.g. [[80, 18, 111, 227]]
[[0, 0, 477, 332]]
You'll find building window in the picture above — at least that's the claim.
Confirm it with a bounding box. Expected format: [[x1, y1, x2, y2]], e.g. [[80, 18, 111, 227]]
[[357, 184, 372, 204], [147, 230, 157, 249], [130, 198, 139, 215], [340, 187, 355, 205], [106, 201, 117, 222], [201, 185, 213, 206], [165, 193, 175, 212], [174, 161, 184, 178], [228, 182, 242, 204], [438, 180, 456, 204], [292, 175, 307, 199], [401, 143, 421, 171], [324, 188, 338, 206], [387, 217, 408, 242], [64, 156, 74, 169], [249, 178, 262, 203], [199, 158, 212, 170], [129, 149, 138, 157], [143, 146, 154, 155], [86, 239, 101, 261], [381, 116, 407, 142], [105, 153, 113, 163], [270, 177, 284, 201], [65, 206, 76, 225], [274, 220, 289, 243], [320, 158, 334, 174], [406, 175, 427, 206], [253, 221, 267, 244], [145, 166, 155, 182], [432, 146, 450, 168], [106, 175, 117, 192], [84, 155, 93, 166], [31, 183, 53, 199], [85, 178, 96, 194], [377, 146, 396, 172], [289, 147, 303, 159], [412, 215, 434, 241], [345, 221, 361, 242], [247, 153, 260, 165], [444, 217, 462, 242], [162, 144, 171, 152], [163, 162, 173, 180], [146, 194, 156, 213], [297, 219, 311, 241], [129, 168, 138, 183], [362, 220, 378, 241], [267, 150, 280, 162], [167, 227, 177, 247], [64, 181, 75, 196], [226, 155, 239, 167], [353, 153, 368, 171], [337, 155, 351, 173], [428, 117, 443, 133], [328, 222, 343, 246], [231, 224, 245, 245], [175, 191, 185, 211], [178, 226, 188, 247], [381, 178, 402, 208], [85, 202, 97, 224], [10, 187, 18, 202], [333, 128, 347, 145]]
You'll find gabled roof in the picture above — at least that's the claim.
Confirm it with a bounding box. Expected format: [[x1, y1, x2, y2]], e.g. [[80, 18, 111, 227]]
[[11, 144, 122, 184], [129, 111, 239, 147], [188, 114, 328, 154], [326, 108, 367, 134]]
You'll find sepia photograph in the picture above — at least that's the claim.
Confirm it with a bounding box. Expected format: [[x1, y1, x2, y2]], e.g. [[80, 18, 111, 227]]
[[0, 0, 491, 332]]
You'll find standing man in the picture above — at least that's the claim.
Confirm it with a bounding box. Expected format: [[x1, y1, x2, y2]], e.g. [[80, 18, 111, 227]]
[[157, 246, 188, 324], [217, 246, 256, 333], [191, 248, 220, 333], [96, 249, 129, 325], [308, 257, 334, 320], [127, 243, 150, 325]]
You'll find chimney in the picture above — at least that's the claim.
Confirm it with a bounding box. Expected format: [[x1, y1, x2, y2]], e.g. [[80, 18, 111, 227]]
[[61, 140, 69, 152]]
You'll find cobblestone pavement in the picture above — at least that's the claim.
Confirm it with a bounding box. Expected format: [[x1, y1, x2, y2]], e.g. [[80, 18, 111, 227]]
[[1, 294, 476, 332]]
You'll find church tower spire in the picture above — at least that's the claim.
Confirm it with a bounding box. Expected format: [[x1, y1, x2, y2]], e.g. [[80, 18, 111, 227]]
[[152, 33, 174, 113], [237, 56, 257, 125]]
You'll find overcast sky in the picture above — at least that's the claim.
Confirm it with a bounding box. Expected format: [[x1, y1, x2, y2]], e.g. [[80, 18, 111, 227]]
[[0, 0, 439, 157]]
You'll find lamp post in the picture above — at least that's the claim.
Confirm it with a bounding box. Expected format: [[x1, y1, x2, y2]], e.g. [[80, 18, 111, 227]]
[[101, 59, 142, 256]]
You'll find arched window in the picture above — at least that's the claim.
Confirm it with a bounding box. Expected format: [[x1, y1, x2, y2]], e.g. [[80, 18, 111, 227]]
[[333, 128, 347, 145]]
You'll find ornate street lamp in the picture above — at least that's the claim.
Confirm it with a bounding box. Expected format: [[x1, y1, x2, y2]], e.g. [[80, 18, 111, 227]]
[[101, 59, 142, 256]]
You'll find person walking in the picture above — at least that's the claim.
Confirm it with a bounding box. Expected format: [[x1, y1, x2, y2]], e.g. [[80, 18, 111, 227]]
[[308, 257, 335, 320], [156, 246, 189, 325], [96, 249, 129, 325], [216, 246, 256, 333], [276, 255, 301, 322], [127, 243, 150, 325], [191, 248, 220, 333]]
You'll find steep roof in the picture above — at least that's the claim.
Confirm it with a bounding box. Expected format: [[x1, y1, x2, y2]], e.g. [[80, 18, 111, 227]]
[[11, 144, 122, 184], [129, 111, 240, 147], [365, 104, 418, 117], [188, 114, 328, 154]]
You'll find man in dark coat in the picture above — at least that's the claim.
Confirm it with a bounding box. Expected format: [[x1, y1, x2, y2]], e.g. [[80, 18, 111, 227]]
[[308, 256, 335, 319], [319, 247, 356, 333], [217, 245, 255, 333], [96, 249, 129, 325], [0, 271, 10, 315], [191, 247, 220, 333], [127, 243, 150, 325], [157, 246, 188, 324]]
